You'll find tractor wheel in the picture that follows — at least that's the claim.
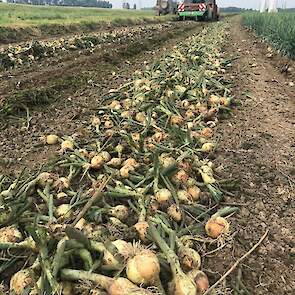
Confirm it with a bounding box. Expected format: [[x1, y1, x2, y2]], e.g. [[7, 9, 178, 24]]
[[197, 16, 204, 21]]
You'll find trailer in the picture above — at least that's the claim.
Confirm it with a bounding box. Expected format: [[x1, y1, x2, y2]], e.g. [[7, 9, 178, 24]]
[[177, 0, 219, 21]]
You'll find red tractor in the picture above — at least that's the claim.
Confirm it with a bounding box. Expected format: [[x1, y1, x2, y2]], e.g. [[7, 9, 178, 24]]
[[177, 0, 219, 21]]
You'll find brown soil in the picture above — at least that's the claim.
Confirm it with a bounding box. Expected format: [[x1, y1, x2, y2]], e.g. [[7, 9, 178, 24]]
[[205, 17, 295, 294], [0, 18, 170, 45]]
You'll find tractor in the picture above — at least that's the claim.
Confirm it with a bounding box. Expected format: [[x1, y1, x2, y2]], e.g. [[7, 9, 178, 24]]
[[177, 0, 219, 21], [156, 0, 178, 15]]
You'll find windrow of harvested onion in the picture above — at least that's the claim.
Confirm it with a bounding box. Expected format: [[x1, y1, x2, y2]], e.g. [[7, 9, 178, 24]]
[[0, 22, 174, 70], [0, 23, 238, 295]]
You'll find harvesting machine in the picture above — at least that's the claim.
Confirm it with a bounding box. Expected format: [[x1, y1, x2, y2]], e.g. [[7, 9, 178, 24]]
[[177, 0, 219, 21], [156, 0, 178, 15]]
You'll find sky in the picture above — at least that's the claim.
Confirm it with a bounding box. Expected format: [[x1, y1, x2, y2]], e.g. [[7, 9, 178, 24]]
[[110, 0, 295, 9]]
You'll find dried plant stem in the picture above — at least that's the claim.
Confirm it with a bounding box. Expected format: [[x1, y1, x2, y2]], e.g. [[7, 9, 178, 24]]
[[203, 229, 269, 295]]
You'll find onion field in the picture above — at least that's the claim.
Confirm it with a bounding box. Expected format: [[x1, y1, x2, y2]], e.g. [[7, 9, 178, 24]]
[[0, 5, 295, 295], [242, 12, 295, 58]]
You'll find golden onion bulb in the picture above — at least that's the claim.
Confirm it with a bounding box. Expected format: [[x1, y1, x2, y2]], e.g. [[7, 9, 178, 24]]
[[200, 127, 213, 139], [107, 157, 122, 167], [104, 120, 114, 129], [46, 134, 59, 145], [201, 142, 215, 153], [109, 205, 129, 221], [173, 169, 189, 185], [179, 247, 201, 271], [0, 226, 22, 243], [155, 188, 172, 204], [188, 269, 209, 294], [123, 158, 138, 168], [134, 221, 149, 241], [61, 140, 74, 152], [177, 190, 191, 204], [100, 151, 111, 162], [135, 112, 146, 123], [170, 115, 184, 125], [108, 278, 137, 295], [167, 204, 182, 222], [126, 250, 160, 285], [187, 186, 201, 202], [91, 116, 101, 127], [10, 269, 34, 295], [91, 155, 104, 169], [205, 216, 229, 238], [55, 204, 73, 219], [171, 272, 197, 295], [37, 172, 54, 187]]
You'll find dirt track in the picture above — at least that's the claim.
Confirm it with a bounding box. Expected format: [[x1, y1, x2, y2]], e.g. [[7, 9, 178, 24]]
[[0, 16, 294, 294], [208, 17, 295, 294]]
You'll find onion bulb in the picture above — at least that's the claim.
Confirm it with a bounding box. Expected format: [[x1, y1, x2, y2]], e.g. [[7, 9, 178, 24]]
[[100, 151, 111, 162], [46, 134, 59, 145], [187, 270, 209, 294], [220, 96, 231, 107], [200, 127, 213, 139], [37, 172, 54, 187], [160, 156, 176, 168], [187, 186, 201, 202], [135, 112, 146, 123], [109, 205, 129, 221], [55, 204, 73, 219], [103, 240, 132, 267], [167, 204, 182, 222], [0, 226, 22, 243], [91, 116, 101, 127], [61, 140, 74, 152], [104, 120, 114, 129], [91, 155, 104, 169], [56, 192, 68, 200], [155, 188, 172, 204], [121, 110, 132, 118], [120, 165, 133, 178], [179, 247, 201, 271], [54, 177, 70, 191], [201, 142, 215, 153], [107, 158, 122, 167], [177, 190, 191, 204], [108, 278, 154, 295], [109, 100, 121, 110], [208, 94, 220, 106], [205, 216, 229, 238], [10, 269, 34, 295], [123, 158, 138, 168], [126, 250, 160, 285], [170, 272, 197, 295], [173, 169, 189, 185], [170, 115, 184, 125], [134, 221, 149, 241]]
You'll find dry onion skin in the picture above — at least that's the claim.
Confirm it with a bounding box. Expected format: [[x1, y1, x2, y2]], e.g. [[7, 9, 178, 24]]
[[10, 269, 34, 295], [188, 269, 210, 294], [0, 226, 22, 243], [205, 216, 230, 238]]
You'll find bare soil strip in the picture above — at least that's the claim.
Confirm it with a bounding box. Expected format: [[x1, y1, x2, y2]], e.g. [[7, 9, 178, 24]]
[[206, 17, 294, 294]]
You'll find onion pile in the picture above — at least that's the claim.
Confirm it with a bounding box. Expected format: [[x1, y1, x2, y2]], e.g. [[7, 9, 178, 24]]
[[0, 23, 239, 294]]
